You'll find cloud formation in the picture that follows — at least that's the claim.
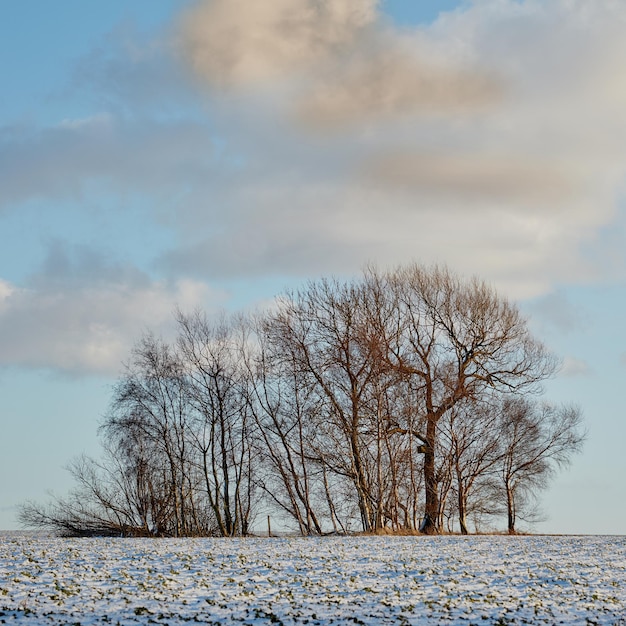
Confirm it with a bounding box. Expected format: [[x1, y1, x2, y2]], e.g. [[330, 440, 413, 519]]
[[179, 0, 378, 88], [169, 0, 626, 297], [0, 113, 216, 213], [0, 245, 223, 376], [179, 0, 500, 126], [298, 34, 500, 129]]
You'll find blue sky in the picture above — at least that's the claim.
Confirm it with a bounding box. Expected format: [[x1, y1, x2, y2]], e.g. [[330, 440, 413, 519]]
[[1, 0, 626, 534]]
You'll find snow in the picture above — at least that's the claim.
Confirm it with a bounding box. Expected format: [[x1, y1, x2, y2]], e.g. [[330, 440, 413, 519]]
[[1, 534, 624, 624]]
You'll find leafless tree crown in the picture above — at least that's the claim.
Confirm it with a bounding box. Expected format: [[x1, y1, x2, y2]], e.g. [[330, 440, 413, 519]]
[[20, 265, 583, 536]]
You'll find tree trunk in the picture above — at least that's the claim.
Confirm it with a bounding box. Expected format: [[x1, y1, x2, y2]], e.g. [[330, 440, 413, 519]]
[[350, 427, 373, 532], [322, 464, 340, 534], [458, 490, 469, 535], [421, 416, 439, 534], [506, 484, 516, 534], [456, 460, 469, 535]]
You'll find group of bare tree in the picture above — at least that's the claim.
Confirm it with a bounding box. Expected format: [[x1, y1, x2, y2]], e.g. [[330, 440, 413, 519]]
[[20, 265, 585, 537]]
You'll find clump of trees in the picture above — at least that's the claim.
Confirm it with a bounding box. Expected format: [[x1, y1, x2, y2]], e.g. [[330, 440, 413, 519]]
[[20, 265, 585, 536]]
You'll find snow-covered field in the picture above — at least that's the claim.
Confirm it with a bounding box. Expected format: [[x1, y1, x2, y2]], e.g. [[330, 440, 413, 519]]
[[1, 533, 624, 624]]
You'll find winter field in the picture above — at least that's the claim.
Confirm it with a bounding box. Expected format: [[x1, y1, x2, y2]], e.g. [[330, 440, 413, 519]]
[[0, 533, 624, 625]]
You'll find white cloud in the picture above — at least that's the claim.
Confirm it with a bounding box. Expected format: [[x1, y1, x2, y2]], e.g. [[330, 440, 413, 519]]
[[178, 0, 378, 88], [165, 0, 626, 297], [0, 279, 13, 304], [179, 0, 501, 125], [297, 31, 500, 129], [0, 248, 226, 376], [0, 278, 218, 375]]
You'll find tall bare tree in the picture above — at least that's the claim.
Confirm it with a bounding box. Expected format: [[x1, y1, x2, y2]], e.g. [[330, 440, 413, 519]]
[[439, 399, 502, 534], [176, 310, 256, 536], [264, 278, 386, 531], [365, 265, 557, 533], [496, 397, 585, 533], [104, 333, 196, 536], [242, 313, 329, 534]]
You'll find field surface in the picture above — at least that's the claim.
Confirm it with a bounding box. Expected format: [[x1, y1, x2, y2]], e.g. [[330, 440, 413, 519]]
[[0, 534, 624, 624]]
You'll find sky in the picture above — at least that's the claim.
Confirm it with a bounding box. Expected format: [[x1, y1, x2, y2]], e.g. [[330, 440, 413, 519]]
[[1, 0, 625, 534]]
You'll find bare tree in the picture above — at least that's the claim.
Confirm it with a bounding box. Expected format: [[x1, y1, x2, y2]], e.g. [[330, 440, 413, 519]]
[[365, 265, 557, 533], [176, 310, 256, 536], [264, 278, 394, 532], [18, 438, 182, 538], [496, 397, 585, 533], [438, 399, 502, 534], [104, 333, 198, 536], [242, 313, 329, 534]]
